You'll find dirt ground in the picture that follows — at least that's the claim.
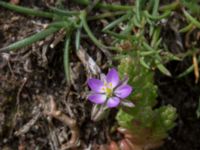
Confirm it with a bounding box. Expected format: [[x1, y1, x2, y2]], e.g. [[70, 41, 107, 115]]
[[0, 1, 200, 150]]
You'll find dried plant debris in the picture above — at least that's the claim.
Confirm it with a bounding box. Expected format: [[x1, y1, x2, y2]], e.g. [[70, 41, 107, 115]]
[[45, 96, 80, 150]]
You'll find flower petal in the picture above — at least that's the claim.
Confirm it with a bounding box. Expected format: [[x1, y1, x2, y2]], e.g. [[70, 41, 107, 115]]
[[106, 68, 119, 88], [114, 85, 132, 99], [88, 93, 107, 104], [107, 97, 120, 108], [88, 78, 104, 93]]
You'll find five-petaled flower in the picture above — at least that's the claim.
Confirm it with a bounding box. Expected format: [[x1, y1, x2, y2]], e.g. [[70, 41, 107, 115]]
[[87, 68, 133, 108]]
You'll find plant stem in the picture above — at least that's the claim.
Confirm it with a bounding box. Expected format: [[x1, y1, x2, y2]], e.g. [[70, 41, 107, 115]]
[[159, 1, 180, 12], [88, 11, 125, 21], [144, 10, 171, 20], [80, 11, 119, 53], [0, 1, 54, 18], [49, 6, 80, 16], [102, 13, 130, 31], [152, 0, 159, 16], [74, 0, 133, 11], [183, 9, 200, 28], [179, 23, 194, 32], [80, 11, 107, 49]]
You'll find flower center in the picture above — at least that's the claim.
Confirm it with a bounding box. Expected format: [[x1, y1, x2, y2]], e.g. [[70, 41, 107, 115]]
[[106, 87, 113, 97], [102, 82, 113, 97]]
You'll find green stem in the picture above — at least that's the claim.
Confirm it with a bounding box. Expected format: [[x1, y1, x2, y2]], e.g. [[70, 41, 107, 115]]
[[102, 13, 130, 31], [48, 21, 71, 29], [179, 23, 194, 32], [0, 27, 59, 52], [86, 0, 101, 13], [80, 11, 107, 49], [135, 0, 141, 21], [74, 0, 133, 11], [144, 10, 171, 20], [104, 30, 130, 39], [80, 11, 119, 51], [159, 1, 180, 12], [88, 11, 125, 21], [49, 6, 80, 16], [0, 1, 54, 18], [152, 0, 159, 16], [142, 42, 156, 51], [183, 9, 200, 28], [63, 36, 71, 85], [177, 50, 200, 78]]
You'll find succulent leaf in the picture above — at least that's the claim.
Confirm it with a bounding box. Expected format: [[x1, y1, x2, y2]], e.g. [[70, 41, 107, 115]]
[[116, 54, 177, 147]]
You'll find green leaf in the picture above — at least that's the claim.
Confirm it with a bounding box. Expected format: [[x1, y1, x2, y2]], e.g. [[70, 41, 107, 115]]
[[75, 28, 81, 50], [63, 36, 71, 85], [183, 9, 200, 28], [116, 55, 177, 143], [156, 61, 172, 77], [102, 13, 130, 31], [0, 1, 54, 18], [140, 57, 150, 69], [0, 27, 59, 52]]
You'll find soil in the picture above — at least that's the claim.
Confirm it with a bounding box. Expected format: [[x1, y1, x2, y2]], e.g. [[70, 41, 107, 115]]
[[0, 1, 200, 150], [156, 60, 200, 150]]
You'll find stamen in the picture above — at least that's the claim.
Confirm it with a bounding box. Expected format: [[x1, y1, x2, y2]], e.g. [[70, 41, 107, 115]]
[[109, 83, 113, 88], [102, 87, 105, 91]]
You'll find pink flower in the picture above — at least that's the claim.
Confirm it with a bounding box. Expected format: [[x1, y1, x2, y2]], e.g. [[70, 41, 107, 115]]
[[87, 68, 133, 108]]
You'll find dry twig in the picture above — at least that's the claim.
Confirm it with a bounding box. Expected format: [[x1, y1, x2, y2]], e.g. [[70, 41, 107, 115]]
[[46, 96, 80, 150], [14, 110, 41, 136], [76, 47, 101, 76]]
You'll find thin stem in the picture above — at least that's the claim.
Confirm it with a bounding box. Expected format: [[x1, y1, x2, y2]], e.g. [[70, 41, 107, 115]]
[[102, 13, 130, 31], [49, 6, 80, 16], [80, 11, 119, 53], [135, 0, 141, 21], [80, 11, 107, 49], [152, 0, 159, 16], [88, 11, 125, 21], [74, 0, 133, 11], [159, 1, 180, 12], [144, 10, 171, 20], [0, 1, 54, 18], [179, 23, 194, 32], [86, 0, 101, 13], [183, 9, 200, 28]]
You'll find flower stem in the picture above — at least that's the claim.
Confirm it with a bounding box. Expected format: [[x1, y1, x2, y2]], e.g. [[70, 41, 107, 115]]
[[0, 1, 54, 18]]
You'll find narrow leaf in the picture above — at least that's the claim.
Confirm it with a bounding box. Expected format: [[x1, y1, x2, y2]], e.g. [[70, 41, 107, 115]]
[[0, 27, 59, 52], [0, 1, 54, 18], [156, 62, 171, 77], [63, 36, 71, 85]]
